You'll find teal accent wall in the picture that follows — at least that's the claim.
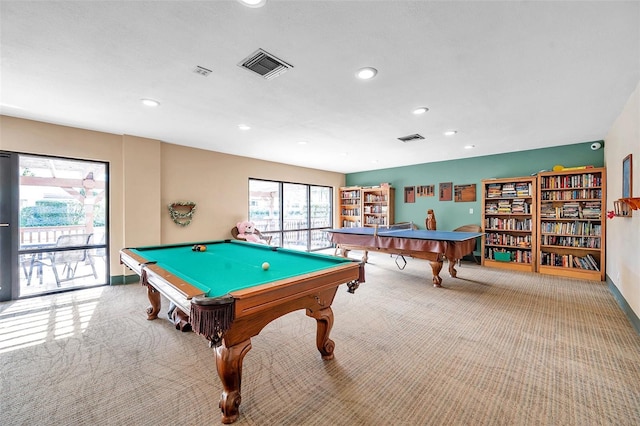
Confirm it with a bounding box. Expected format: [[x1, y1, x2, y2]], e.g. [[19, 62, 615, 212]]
[[346, 142, 604, 231]]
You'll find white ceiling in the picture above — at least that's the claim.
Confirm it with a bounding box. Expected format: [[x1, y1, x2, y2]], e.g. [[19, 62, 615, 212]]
[[1, 1, 638, 173]]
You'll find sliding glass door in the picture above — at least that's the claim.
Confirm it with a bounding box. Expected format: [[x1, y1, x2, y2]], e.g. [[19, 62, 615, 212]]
[[0, 152, 109, 300]]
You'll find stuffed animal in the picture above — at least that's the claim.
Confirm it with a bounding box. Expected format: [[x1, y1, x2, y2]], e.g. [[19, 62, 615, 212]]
[[236, 221, 266, 244]]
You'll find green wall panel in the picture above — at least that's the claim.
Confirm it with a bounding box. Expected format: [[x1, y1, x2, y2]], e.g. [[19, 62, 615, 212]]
[[345, 142, 604, 231]]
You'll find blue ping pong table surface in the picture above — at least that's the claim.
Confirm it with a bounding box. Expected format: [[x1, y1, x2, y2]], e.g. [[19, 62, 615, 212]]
[[327, 227, 483, 242]]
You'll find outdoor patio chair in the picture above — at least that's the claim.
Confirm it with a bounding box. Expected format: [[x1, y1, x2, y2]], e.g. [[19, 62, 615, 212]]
[[31, 233, 98, 287]]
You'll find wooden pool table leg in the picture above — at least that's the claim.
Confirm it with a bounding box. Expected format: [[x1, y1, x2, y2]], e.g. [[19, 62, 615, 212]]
[[306, 305, 335, 360], [429, 260, 443, 287], [215, 338, 252, 424], [145, 285, 161, 320], [447, 257, 459, 278]]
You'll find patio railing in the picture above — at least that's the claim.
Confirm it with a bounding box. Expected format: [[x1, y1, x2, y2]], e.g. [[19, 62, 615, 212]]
[[20, 225, 94, 246]]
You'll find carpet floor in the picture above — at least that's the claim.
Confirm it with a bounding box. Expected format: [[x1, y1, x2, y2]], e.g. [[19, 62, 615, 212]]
[[1, 252, 639, 425]]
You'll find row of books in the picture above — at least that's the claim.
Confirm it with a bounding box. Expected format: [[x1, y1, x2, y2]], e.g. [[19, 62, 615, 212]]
[[540, 221, 601, 236], [540, 235, 601, 248], [540, 252, 600, 270], [486, 182, 532, 198], [485, 199, 530, 214], [341, 220, 361, 228], [485, 233, 532, 247], [540, 189, 602, 201], [484, 248, 533, 264], [340, 208, 360, 216], [539, 203, 601, 219], [484, 217, 532, 231], [340, 190, 360, 199], [363, 194, 389, 202], [364, 217, 388, 225], [364, 206, 388, 214], [340, 198, 360, 206], [540, 173, 602, 189]]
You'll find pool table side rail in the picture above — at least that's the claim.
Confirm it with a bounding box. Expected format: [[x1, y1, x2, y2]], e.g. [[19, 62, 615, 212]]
[[229, 261, 362, 317], [120, 248, 206, 304]]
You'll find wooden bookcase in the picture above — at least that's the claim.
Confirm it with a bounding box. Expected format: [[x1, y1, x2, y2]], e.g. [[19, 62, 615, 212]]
[[338, 186, 362, 228], [536, 168, 606, 281], [362, 186, 395, 227], [481, 177, 537, 272], [337, 186, 395, 228]]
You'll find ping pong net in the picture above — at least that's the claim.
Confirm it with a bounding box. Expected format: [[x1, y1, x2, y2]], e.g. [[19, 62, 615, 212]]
[[373, 221, 415, 236]]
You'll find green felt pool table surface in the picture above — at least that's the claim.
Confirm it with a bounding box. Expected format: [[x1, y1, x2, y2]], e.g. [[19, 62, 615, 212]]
[[128, 240, 357, 297]]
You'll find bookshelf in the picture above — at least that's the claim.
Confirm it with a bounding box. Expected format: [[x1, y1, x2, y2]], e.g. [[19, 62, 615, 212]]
[[338, 186, 362, 228], [481, 177, 537, 272], [337, 186, 395, 228], [362, 186, 395, 227], [536, 168, 606, 281]]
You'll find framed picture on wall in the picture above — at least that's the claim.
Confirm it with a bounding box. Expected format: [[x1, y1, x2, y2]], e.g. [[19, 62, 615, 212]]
[[622, 154, 632, 198], [454, 184, 477, 202], [417, 185, 435, 197], [404, 186, 415, 203], [439, 182, 452, 201]]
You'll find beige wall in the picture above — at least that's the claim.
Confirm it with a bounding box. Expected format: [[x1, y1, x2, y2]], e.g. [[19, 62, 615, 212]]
[[0, 116, 345, 280], [0, 116, 127, 277], [605, 80, 640, 319], [159, 143, 346, 244]]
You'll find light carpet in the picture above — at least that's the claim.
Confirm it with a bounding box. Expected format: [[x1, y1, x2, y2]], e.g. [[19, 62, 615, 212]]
[[1, 252, 639, 425]]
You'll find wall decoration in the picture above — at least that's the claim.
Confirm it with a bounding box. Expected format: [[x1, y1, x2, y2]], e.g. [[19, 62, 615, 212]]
[[404, 186, 415, 203], [439, 182, 452, 201], [168, 201, 197, 226], [622, 154, 632, 198], [454, 184, 476, 202], [417, 185, 435, 197]]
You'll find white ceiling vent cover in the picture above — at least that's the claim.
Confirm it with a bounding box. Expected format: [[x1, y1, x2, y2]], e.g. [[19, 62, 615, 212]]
[[238, 48, 293, 80], [398, 134, 425, 143]]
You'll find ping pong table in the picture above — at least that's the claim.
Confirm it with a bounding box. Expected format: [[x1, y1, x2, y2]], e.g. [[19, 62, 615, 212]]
[[327, 224, 483, 287]]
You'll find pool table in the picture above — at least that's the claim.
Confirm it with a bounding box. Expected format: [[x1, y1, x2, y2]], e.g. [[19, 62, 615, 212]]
[[119, 240, 363, 424]]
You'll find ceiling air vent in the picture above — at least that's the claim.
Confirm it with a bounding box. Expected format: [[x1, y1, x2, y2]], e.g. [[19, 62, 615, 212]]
[[193, 66, 212, 76], [238, 48, 293, 80], [397, 134, 425, 143]]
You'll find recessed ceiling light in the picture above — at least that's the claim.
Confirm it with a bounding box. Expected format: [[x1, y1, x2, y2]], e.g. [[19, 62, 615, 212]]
[[238, 124, 251, 130], [298, 141, 308, 145], [413, 107, 429, 115], [141, 99, 159, 107], [464, 144, 475, 149], [237, 0, 267, 8], [356, 67, 378, 80], [444, 130, 458, 136]]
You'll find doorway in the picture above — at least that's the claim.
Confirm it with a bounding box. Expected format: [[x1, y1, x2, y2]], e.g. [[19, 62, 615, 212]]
[[0, 152, 109, 300]]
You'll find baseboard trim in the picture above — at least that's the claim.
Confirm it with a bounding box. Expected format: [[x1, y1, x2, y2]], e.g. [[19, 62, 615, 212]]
[[110, 274, 140, 285], [606, 274, 640, 336]]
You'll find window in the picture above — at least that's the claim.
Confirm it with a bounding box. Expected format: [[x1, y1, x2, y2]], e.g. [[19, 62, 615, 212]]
[[248, 179, 333, 251]]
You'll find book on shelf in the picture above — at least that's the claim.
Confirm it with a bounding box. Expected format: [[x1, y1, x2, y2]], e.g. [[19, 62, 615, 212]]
[[501, 183, 517, 198], [487, 183, 502, 198], [498, 200, 512, 213], [515, 182, 532, 197]]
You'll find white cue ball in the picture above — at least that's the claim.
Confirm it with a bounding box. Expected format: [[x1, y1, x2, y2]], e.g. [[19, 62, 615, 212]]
[[262, 262, 270, 270]]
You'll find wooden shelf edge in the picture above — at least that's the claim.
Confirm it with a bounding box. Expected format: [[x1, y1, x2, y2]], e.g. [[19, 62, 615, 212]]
[[483, 259, 535, 272], [538, 265, 603, 281]]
